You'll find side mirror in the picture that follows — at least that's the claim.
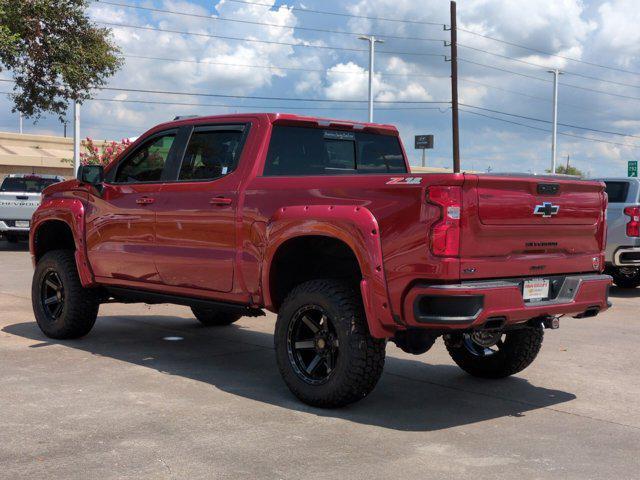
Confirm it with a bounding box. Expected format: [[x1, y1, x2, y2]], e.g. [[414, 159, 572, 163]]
[[77, 164, 104, 187]]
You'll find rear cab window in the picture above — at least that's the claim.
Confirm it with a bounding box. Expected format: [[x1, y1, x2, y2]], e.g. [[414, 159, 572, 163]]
[[0, 176, 60, 193], [604, 181, 630, 203], [263, 125, 407, 176]]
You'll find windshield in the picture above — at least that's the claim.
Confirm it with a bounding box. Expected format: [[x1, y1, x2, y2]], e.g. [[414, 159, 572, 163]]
[[0, 177, 60, 193]]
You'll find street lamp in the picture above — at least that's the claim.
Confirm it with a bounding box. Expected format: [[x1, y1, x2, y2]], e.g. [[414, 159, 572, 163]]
[[358, 35, 384, 123]]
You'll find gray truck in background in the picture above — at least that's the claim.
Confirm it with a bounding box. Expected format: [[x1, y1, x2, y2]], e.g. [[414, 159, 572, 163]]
[[600, 177, 640, 288], [0, 174, 64, 243]]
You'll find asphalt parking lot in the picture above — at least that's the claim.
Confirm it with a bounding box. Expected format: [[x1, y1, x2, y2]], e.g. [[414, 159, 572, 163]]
[[1, 241, 639, 479]]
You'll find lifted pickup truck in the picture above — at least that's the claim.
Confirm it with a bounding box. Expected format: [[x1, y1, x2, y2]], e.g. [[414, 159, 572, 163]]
[[0, 173, 64, 242], [30, 113, 611, 407]]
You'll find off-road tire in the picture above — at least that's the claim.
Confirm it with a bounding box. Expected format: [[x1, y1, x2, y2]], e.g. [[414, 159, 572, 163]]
[[274, 279, 386, 408], [191, 307, 243, 326], [444, 326, 544, 379], [610, 268, 640, 289], [32, 249, 100, 339]]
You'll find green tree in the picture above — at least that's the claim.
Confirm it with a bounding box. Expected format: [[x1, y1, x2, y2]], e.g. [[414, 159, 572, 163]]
[[0, 0, 122, 120], [546, 164, 584, 177]]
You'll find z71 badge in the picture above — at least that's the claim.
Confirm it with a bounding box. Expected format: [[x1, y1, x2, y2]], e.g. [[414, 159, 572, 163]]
[[386, 177, 422, 185]]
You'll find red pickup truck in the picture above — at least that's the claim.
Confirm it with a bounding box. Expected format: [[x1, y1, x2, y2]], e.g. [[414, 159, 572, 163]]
[[30, 113, 611, 407]]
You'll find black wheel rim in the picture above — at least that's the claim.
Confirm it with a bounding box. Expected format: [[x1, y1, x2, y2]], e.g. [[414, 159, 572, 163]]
[[41, 270, 65, 322], [462, 331, 504, 357], [286, 305, 339, 385]]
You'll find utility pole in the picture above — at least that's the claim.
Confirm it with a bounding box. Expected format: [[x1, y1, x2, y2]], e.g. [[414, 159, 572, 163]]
[[447, 1, 461, 173], [73, 101, 81, 177], [548, 68, 562, 174], [358, 35, 384, 123], [18, 112, 23, 134]]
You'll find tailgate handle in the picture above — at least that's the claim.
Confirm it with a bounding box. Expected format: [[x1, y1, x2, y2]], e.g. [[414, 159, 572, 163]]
[[537, 183, 559, 195], [16, 195, 28, 200]]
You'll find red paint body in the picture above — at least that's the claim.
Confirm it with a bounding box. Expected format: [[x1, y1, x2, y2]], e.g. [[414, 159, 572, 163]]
[[30, 113, 611, 338]]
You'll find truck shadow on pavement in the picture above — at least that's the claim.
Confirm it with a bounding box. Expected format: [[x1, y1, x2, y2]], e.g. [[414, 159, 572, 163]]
[[608, 286, 640, 298], [0, 239, 29, 252], [4, 315, 576, 432]]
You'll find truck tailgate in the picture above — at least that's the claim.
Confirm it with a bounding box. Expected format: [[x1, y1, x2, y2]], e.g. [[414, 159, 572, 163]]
[[460, 174, 606, 279]]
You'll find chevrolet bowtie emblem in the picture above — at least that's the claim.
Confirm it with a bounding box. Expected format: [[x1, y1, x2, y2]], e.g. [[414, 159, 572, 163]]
[[534, 202, 560, 217]]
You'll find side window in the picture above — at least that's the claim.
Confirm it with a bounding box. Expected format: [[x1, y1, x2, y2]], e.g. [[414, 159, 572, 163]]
[[114, 133, 175, 183], [178, 129, 244, 181], [356, 132, 406, 173], [263, 126, 407, 176]]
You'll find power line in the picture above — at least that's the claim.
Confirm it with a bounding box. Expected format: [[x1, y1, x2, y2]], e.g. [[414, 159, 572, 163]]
[[459, 57, 640, 101], [87, 96, 451, 111], [94, 0, 446, 43], [460, 108, 640, 149], [461, 103, 640, 139], [97, 21, 446, 58], [225, 0, 446, 27], [457, 27, 640, 76], [458, 43, 640, 90], [99, 85, 451, 104], [122, 53, 451, 79], [460, 78, 589, 111]]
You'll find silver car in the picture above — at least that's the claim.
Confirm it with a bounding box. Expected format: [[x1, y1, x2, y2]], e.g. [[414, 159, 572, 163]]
[[600, 177, 640, 287], [0, 174, 65, 243]]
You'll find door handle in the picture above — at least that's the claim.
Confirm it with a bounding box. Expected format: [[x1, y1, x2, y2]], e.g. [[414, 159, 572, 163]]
[[136, 196, 155, 205], [209, 197, 232, 206]]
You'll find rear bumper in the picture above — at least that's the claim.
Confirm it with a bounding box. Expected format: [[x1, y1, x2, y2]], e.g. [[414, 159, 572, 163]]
[[612, 247, 640, 267], [403, 274, 611, 330], [0, 221, 29, 235]]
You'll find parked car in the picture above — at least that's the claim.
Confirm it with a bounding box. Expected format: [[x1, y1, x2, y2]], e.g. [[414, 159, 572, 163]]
[[0, 173, 64, 242], [597, 177, 640, 287], [29, 114, 611, 407]]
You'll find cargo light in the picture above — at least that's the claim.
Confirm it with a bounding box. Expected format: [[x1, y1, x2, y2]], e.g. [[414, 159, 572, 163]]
[[624, 205, 640, 237], [428, 186, 462, 257]]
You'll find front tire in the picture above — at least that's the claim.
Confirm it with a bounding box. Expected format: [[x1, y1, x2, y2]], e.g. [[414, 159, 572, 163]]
[[444, 326, 543, 379], [274, 279, 386, 408], [31, 250, 100, 339]]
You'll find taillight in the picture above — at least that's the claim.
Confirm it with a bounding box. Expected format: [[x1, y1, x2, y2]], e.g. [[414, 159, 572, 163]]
[[428, 186, 462, 256], [624, 205, 640, 237]]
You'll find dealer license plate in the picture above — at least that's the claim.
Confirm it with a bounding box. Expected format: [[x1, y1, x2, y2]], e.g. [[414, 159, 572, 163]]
[[15, 220, 30, 228], [523, 278, 550, 302]]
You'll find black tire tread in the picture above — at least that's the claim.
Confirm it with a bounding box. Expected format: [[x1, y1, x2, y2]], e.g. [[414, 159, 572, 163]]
[[32, 249, 99, 339], [444, 326, 543, 379], [275, 279, 385, 408], [610, 269, 640, 289]]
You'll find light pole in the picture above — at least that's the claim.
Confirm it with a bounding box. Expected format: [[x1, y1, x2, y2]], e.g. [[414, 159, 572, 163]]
[[358, 35, 384, 123], [73, 101, 81, 177], [18, 112, 23, 134], [548, 68, 563, 174]]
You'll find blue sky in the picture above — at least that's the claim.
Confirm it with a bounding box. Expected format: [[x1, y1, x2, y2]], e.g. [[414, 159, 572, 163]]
[[2, 0, 640, 176]]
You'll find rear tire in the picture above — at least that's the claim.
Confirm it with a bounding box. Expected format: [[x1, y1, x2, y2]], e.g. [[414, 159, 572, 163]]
[[444, 326, 543, 379], [31, 250, 100, 339], [274, 279, 386, 408], [191, 306, 242, 326], [610, 267, 640, 288]]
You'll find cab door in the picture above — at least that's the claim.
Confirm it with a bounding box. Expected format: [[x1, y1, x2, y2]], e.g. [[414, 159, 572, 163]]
[[152, 124, 248, 292], [84, 130, 180, 284]]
